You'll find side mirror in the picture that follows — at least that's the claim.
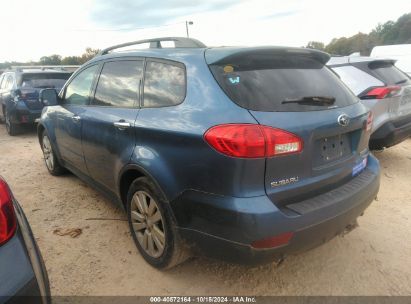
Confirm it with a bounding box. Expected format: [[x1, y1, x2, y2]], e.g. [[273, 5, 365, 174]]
[[39, 89, 58, 106]]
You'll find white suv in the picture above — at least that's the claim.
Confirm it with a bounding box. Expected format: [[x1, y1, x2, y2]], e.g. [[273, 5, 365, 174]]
[[328, 56, 411, 149]]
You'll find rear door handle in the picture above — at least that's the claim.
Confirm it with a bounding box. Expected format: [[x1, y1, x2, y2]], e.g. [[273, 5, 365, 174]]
[[113, 121, 131, 130], [72, 115, 81, 122]]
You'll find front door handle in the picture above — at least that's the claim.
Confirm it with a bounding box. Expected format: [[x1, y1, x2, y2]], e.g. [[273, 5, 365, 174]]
[[113, 121, 131, 130], [72, 115, 81, 122]]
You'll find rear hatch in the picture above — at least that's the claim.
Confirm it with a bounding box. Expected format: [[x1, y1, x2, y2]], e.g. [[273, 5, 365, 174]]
[[18, 72, 71, 110], [354, 60, 411, 119], [206, 47, 371, 208]]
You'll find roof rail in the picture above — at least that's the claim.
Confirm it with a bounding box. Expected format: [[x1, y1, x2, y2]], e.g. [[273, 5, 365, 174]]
[[98, 37, 207, 56], [9, 65, 80, 72]]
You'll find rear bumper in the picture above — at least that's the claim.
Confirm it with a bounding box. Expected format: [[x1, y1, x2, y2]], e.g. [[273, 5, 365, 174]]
[[0, 233, 42, 304], [9, 110, 42, 125], [172, 155, 380, 265], [0, 202, 50, 304], [370, 115, 411, 149], [7, 102, 42, 125]]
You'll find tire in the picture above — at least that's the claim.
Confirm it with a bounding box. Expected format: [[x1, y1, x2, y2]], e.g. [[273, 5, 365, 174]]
[[127, 177, 190, 269], [41, 130, 66, 176], [0, 108, 4, 124], [5, 109, 19, 136]]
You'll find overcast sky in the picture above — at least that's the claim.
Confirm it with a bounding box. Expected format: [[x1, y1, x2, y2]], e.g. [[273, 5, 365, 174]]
[[0, 0, 410, 62]]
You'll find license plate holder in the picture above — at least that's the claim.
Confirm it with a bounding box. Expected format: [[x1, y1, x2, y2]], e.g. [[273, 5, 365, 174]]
[[319, 133, 351, 163]]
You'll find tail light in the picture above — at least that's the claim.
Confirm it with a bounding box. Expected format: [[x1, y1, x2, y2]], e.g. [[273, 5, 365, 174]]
[[360, 86, 401, 100], [204, 124, 303, 158], [0, 178, 17, 246], [366, 112, 373, 132]]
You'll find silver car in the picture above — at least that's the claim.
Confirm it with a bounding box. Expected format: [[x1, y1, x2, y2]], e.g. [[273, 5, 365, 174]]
[[328, 56, 411, 149]]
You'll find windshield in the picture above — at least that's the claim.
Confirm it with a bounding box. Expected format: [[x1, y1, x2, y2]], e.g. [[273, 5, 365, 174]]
[[209, 54, 359, 112], [20, 73, 71, 90]]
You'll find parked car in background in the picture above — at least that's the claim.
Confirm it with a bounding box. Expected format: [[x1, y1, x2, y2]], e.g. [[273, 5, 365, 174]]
[[0, 176, 50, 303], [38, 37, 380, 269], [0, 66, 76, 136], [371, 44, 411, 77], [328, 56, 411, 149]]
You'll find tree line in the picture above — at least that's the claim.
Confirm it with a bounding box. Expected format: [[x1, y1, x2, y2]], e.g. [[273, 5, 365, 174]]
[[306, 13, 411, 55], [0, 47, 100, 70], [1, 12, 410, 69]]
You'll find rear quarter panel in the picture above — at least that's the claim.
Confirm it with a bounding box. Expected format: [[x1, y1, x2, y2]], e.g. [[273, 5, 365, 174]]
[[128, 53, 266, 202], [361, 98, 392, 132]]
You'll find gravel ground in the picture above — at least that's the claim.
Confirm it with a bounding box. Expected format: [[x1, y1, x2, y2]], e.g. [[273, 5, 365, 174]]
[[0, 125, 410, 296]]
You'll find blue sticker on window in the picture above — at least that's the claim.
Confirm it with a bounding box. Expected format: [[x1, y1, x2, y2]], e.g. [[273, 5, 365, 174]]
[[228, 76, 240, 84]]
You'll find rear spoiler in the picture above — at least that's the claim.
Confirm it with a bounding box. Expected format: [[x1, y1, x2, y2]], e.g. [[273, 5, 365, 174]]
[[205, 47, 330, 65]]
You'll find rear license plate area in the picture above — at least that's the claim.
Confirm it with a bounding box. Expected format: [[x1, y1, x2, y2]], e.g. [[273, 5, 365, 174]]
[[314, 133, 351, 166], [352, 157, 367, 176], [25, 99, 43, 110]]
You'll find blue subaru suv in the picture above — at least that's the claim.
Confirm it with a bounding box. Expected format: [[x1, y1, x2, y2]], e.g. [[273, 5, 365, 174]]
[[37, 37, 380, 269], [0, 67, 73, 135]]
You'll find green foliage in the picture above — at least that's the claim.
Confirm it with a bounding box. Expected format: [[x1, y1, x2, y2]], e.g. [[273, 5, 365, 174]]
[[325, 32, 374, 55], [39, 54, 62, 65], [0, 47, 101, 69], [306, 41, 325, 51], [79, 47, 100, 64], [308, 13, 411, 56], [61, 56, 81, 65]]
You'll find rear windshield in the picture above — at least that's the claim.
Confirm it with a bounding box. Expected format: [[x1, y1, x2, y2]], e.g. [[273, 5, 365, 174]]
[[331, 65, 384, 96], [209, 55, 359, 112], [20, 73, 71, 90], [367, 62, 411, 85]]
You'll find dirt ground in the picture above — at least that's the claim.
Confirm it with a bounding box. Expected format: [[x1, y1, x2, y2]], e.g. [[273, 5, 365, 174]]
[[0, 125, 410, 296]]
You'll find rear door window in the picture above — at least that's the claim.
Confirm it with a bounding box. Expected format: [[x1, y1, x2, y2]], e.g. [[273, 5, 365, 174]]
[[331, 65, 384, 96], [93, 60, 143, 107], [143, 60, 186, 107], [209, 54, 358, 112]]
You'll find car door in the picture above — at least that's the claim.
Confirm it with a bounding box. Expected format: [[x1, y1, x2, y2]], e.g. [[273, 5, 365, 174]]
[[81, 59, 143, 191], [55, 64, 99, 174]]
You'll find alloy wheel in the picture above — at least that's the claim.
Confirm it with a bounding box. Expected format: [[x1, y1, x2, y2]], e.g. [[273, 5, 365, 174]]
[[5, 112, 10, 133], [42, 136, 54, 171], [130, 191, 166, 258]]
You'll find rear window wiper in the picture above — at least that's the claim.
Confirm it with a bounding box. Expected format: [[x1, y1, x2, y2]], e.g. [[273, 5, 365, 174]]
[[281, 96, 336, 106], [395, 79, 408, 85]]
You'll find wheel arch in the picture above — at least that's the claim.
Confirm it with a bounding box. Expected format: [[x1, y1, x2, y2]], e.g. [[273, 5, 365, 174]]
[[37, 122, 63, 162], [118, 164, 169, 210], [37, 123, 46, 146]]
